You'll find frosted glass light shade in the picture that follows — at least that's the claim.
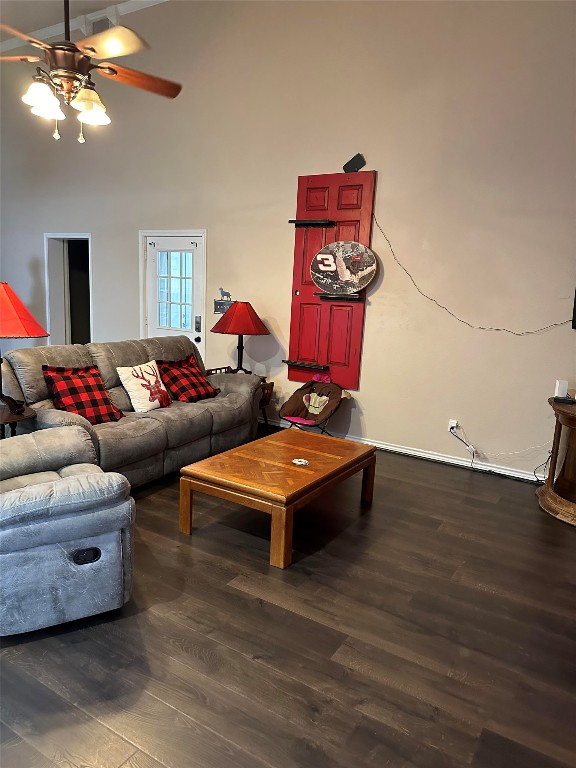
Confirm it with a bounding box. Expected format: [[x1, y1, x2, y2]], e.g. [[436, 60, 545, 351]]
[[70, 87, 106, 112], [22, 81, 55, 107], [31, 101, 66, 120], [77, 108, 111, 126]]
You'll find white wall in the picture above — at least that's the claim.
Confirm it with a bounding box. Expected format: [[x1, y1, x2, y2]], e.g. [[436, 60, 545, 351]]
[[1, 1, 574, 479]]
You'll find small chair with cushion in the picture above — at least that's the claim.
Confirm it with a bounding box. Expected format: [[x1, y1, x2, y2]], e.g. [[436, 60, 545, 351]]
[[0, 426, 135, 636], [279, 375, 352, 436]]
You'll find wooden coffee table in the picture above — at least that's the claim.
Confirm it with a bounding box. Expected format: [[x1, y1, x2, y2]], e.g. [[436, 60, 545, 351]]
[[179, 429, 376, 568]]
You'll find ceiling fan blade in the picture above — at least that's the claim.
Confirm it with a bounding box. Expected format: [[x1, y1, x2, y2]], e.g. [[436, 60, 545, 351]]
[[95, 62, 182, 99], [0, 54, 41, 62], [0, 23, 51, 50], [76, 26, 149, 59]]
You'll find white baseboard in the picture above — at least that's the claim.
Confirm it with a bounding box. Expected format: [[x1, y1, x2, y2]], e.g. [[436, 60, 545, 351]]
[[260, 419, 543, 484]]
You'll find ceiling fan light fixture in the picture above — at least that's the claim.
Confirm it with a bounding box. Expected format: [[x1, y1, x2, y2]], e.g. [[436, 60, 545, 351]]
[[70, 84, 106, 113], [77, 108, 111, 126], [21, 80, 54, 108], [31, 101, 66, 121], [2, 0, 181, 143]]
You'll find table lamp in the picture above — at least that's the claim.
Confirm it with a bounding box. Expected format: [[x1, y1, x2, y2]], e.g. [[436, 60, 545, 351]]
[[0, 282, 49, 414], [210, 301, 269, 374]]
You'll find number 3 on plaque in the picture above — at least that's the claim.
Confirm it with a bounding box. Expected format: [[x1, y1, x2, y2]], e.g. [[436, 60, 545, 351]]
[[316, 254, 336, 272]]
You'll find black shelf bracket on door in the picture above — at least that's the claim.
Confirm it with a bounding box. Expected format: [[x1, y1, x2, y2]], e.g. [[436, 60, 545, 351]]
[[288, 219, 336, 228], [282, 360, 330, 371], [313, 292, 365, 302]]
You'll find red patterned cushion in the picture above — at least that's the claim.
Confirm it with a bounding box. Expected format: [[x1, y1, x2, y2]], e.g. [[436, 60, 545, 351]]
[[42, 365, 124, 425], [156, 354, 220, 403]]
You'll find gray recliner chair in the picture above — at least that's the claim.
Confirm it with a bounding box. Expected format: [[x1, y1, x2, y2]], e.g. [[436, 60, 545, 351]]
[[0, 426, 135, 636]]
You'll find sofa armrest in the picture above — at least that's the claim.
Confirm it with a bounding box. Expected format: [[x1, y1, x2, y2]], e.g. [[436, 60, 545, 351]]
[[208, 372, 262, 398], [0, 472, 134, 553], [0, 426, 98, 481], [32, 404, 99, 445], [1, 359, 25, 403], [0, 471, 132, 527]]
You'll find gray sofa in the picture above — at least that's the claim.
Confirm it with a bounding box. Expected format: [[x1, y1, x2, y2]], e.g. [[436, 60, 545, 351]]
[[2, 335, 262, 488], [0, 427, 135, 635]]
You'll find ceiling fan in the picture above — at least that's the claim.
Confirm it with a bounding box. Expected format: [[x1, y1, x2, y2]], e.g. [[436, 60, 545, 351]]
[[0, 0, 181, 139]]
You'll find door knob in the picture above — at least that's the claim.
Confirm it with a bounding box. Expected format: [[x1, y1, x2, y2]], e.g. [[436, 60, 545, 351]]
[[194, 336, 201, 343]]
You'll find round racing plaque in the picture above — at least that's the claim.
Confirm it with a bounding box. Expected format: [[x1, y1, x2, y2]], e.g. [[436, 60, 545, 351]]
[[310, 241, 377, 295]]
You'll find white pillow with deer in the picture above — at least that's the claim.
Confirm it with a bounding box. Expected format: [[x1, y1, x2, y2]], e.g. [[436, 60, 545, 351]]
[[117, 360, 171, 412]]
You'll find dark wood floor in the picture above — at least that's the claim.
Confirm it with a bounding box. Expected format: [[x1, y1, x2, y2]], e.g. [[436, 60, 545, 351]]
[[1, 436, 576, 768]]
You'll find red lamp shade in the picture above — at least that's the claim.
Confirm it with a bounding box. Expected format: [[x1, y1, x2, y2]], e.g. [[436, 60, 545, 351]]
[[210, 301, 269, 336], [0, 282, 48, 338], [0, 282, 49, 417], [210, 301, 269, 374]]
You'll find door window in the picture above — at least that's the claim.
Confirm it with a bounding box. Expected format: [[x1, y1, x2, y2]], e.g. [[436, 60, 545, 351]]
[[157, 250, 194, 331]]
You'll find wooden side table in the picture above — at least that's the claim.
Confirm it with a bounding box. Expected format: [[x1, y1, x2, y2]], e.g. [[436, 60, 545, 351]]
[[536, 398, 576, 526], [0, 404, 36, 439], [259, 379, 274, 426]]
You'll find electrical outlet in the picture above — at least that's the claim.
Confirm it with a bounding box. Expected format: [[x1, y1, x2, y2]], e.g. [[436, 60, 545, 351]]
[[448, 419, 458, 431]]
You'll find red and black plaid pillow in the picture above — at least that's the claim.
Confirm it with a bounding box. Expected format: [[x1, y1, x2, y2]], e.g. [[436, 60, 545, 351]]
[[42, 365, 124, 425], [156, 354, 220, 403]]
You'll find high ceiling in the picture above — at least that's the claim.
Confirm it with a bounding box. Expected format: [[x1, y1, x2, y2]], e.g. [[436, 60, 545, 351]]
[[1, 1, 111, 38], [0, 1, 168, 45]]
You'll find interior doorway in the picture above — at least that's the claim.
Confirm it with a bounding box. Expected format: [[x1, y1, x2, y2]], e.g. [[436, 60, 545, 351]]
[[45, 234, 92, 345]]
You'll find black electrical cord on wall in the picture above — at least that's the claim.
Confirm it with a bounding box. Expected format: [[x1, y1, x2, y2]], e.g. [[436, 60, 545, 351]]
[[372, 214, 571, 336]]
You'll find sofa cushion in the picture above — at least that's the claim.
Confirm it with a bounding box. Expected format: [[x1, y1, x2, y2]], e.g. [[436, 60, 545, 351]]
[[91, 414, 167, 471], [117, 360, 171, 412], [0, 457, 100, 496], [142, 336, 204, 372], [59, 463, 104, 479], [157, 354, 219, 403], [0, 471, 62, 493], [144, 400, 213, 448], [163, 438, 212, 475], [86, 339, 151, 390], [87, 339, 174, 413], [42, 365, 124, 425], [5, 344, 92, 406], [0, 426, 97, 480], [112, 454, 164, 489], [203, 392, 255, 435]]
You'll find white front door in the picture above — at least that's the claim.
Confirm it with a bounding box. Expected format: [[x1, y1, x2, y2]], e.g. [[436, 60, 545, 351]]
[[143, 232, 206, 361]]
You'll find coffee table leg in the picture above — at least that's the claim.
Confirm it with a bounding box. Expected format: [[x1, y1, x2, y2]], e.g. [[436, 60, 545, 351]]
[[361, 456, 376, 505], [179, 478, 193, 534], [270, 505, 293, 569]]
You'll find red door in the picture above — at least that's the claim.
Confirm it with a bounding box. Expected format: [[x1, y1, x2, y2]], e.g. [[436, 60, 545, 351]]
[[286, 171, 376, 390]]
